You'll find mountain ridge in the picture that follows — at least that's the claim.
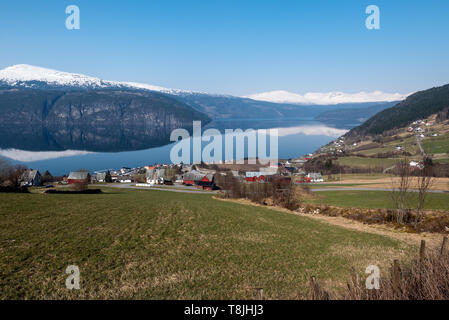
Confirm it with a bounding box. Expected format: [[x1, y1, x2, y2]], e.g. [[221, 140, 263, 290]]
[[245, 89, 410, 105], [0, 64, 408, 106], [346, 84, 449, 139]]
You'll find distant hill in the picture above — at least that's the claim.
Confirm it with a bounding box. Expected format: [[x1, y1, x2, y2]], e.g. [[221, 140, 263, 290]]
[[315, 102, 397, 125], [346, 84, 449, 138]]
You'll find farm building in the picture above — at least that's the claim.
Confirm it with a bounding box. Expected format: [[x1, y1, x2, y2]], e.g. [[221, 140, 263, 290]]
[[96, 172, 106, 182], [195, 174, 215, 190], [306, 172, 324, 183], [245, 172, 266, 182], [67, 171, 91, 184], [182, 171, 204, 185], [20, 170, 42, 186], [183, 171, 215, 190], [116, 176, 133, 183], [146, 168, 166, 184]]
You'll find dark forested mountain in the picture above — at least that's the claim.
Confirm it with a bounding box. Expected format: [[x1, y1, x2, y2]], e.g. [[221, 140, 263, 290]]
[[346, 84, 449, 138], [0, 88, 210, 152], [174, 92, 400, 120], [174, 93, 330, 119]]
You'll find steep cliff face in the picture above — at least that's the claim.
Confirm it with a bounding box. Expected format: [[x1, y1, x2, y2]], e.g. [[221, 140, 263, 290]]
[[0, 88, 210, 152]]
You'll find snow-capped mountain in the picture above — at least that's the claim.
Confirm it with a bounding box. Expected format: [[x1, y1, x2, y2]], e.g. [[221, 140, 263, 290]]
[[0, 64, 408, 121], [0, 64, 191, 95], [0, 64, 410, 105], [1, 64, 410, 105], [244, 90, 411, 105]]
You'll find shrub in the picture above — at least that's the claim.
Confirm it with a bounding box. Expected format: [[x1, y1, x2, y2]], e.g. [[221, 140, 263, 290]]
[[310, 238, 449, 300]]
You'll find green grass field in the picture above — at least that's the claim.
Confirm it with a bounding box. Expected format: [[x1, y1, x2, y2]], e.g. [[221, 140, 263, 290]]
[[423, 134, 449, 154], [0, 188, 413, 299], [335, 157, 400, 169], [307, 190, 449, 210], [434, 158, 449, 164], [353, 136, 419, 157], [327, 173, 394, 181]]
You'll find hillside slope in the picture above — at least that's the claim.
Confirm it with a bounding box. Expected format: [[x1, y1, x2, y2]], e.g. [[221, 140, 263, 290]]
[[315, 102, 396, 124], [346, 84, 449, 138]]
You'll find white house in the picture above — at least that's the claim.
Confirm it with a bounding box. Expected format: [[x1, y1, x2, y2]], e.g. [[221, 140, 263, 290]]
[[20, 170, 42, 186], [307, 172, 324, 183]]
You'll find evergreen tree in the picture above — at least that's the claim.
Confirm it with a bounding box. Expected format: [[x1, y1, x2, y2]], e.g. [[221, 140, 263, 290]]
[[105, 170, 112, 183]]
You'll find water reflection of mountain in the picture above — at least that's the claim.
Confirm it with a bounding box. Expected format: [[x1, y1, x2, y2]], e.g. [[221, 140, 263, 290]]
[[0, 124, 185, 152], [0, 89, 209, 152], [0, 119, 351, 153], [205, 119, 354, 132]]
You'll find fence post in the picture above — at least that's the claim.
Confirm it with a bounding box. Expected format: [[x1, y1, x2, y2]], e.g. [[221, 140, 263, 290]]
[[441, 237, 448, 256], [393, 259, 400, 294], [420, 240, 426, 263]]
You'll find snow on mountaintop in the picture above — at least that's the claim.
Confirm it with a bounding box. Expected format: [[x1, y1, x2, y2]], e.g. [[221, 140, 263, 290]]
[[0, 64, 189, 94], [0, 65, 411, 104], [0, 64, 106, 87], [244, 90, 411, 105]]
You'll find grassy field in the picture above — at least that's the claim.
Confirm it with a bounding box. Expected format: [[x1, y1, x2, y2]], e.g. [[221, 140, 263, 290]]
[[326, 173, 394, 181], [308, 183, 380, 189], [422, 134, 449, 154], [335, 157, 400, 169], [307, 190, 449, 210], [0, 188, 413, 299], [435, 158, 449, 164], [353, 136, 419, 157]]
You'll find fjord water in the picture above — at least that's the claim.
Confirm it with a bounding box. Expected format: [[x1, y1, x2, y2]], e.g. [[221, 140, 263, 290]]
[[0, 119, 349, 175]]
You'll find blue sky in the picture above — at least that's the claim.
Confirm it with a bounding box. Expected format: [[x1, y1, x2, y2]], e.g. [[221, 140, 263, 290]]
[[0, 0, 448, 95]]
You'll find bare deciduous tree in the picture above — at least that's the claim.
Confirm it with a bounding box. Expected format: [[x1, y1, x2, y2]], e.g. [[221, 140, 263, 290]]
[[0, 158, 27, 188], [415, 157, 434, 225], [391, 157, 412, 224]]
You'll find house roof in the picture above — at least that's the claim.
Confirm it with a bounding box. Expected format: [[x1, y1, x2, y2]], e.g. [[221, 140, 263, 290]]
[[183, 171, 213, 182], [116, 176, 132, 180], [20, 170, 40, 182], [246, 172, 264, 178], [308, 172, 323, 179], [68, 171, 90, 180]]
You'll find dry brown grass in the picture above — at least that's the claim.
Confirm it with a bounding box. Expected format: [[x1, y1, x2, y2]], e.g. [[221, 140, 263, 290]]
[[310, 238, 449, 300], [324, 176, 449, 191]]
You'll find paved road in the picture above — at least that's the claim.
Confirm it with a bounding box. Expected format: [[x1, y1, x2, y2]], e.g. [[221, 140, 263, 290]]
[[311, 187, 448, 194], [416, 134, 427, 157], [104, 183, 217, 195]]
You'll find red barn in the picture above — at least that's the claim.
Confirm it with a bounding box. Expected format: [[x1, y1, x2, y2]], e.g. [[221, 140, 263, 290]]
[[67, 171, 91, 184], [183, 172, 215, 190], [245, 172, 266, 182]]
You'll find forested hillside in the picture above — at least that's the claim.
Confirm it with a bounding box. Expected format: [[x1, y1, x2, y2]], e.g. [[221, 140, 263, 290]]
[[346, 84, 449, 138]]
